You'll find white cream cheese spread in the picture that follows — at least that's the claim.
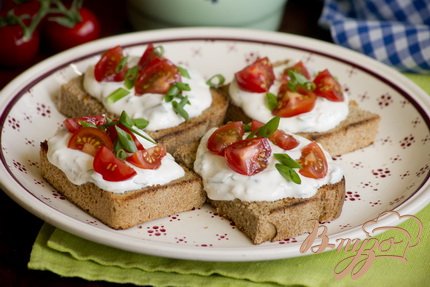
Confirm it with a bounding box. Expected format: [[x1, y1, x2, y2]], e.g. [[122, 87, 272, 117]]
[[83, 57, 212, 131], [228, 69, 349, 133], [47, 128, 185, 194], [194, 128, 343, 201]]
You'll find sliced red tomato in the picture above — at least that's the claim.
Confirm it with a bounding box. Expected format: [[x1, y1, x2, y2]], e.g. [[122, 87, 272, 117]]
[[105, 124, 145, 151], [235, 57, 275, 93], [134, 58, 181, 95], [250, 120, 299, 150], [224, 138, 271, 176], [207, 122, 244, 156], [313, 69, 344, 102], [64, 115, 107, 133], [94, 46, 128, 82], [299, 142, 328, 179], [281, 61, 311, 81], [273, 88, 317, 117], [68, 127, 113, 156], [127, 144, 166, 169], [138, 43, 162, 69], [93, 146, 136, 182]]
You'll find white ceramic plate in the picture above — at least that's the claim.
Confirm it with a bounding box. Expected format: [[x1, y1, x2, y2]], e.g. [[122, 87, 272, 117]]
[[0, 28, 429, 262]]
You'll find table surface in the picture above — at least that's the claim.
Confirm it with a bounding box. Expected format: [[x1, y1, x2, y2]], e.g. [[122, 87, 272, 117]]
[[0, 0, 331, 286]]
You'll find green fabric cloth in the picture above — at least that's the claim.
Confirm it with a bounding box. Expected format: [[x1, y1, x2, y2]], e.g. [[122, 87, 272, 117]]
[[28, 74, 430, 286]]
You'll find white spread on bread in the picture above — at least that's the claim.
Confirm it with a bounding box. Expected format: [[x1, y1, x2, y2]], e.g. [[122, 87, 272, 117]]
[[83, 57, 212, 131], [194, 128, 343, 201], [47, 128, 185, 193], [228, 68, 349, 133]]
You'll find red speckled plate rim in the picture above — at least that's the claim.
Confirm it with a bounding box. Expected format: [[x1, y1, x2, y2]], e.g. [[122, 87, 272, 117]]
[[0, 28, 429, 262]]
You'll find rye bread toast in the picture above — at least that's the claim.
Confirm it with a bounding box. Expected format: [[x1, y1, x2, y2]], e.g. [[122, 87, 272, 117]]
[[209, 177, 345, 244], [226, 96, 380, 156], [56, 76, 229, 154], [40, 141, 205, 229]]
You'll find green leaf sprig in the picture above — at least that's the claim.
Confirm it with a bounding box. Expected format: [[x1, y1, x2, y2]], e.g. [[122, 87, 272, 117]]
[[274, 153, 302, 184], [246, 116, 280, 139], [287, 70, 315, 92]]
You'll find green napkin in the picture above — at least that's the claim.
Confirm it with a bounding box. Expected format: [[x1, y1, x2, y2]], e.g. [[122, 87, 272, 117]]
[[28, 74, 430, 287]]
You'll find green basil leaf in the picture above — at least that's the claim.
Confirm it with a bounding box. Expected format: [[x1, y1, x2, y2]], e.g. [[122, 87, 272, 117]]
[[287, 70, 315, 92], [275, 164, 302, 184], [206, 74, 225, 88], [274, 153, 301, 169], [115, 126, 137, 153], [266, 92, 278, 111], [106, 87, 130, 104], [256, 116, 280, 138], [133, 118, 149, 129], [119, 111, 134, 127], [178, 66, 191, 79]]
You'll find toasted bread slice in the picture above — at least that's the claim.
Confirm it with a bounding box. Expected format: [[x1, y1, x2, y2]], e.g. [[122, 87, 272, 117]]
[[209, 177, 345, 244], [226, 99, 380, 156], [40, 141, 205, 229], [56, 76, 229, 154]]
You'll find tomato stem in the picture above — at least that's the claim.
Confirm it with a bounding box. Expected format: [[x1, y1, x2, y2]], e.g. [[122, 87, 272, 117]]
[[49, 0, 83, 28]]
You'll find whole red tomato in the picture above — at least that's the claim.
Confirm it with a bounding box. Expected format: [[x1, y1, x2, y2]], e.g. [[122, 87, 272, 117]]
[[0, 24, 40, 67], [43, 7, 100, 52]]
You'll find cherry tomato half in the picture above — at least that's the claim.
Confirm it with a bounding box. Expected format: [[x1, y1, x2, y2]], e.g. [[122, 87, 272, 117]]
[[127, 144, 166, 169], [207, 121, 244, 156], [299, 142, 328, 179], [43, 7, 100, 52], [138, 43, 162, 69], [250, 120, 299, 150], [94, 46, 127, 82], [134, 57, 181, 95], [64, 115, 107, 133], [235, 57, 275, 93], [273, 88, 317, 118], [93, 146, 136, 182], [313, 69, 344, 102], [68, 127, 113, 156], [224, 137, 272, 176], [281, 61, 311, 82]]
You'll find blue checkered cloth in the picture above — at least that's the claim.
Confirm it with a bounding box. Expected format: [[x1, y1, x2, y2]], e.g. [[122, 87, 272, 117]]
[[319, 0, 430, 73]]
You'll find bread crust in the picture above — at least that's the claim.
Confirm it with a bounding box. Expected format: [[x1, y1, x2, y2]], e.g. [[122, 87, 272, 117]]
[[56, 76, 229, 154], [40, 141, 205, 229], [209, 177, 345, 244], [226, 96, 380, 156]]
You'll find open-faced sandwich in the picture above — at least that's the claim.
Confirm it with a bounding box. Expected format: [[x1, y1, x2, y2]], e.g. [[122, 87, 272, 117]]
[[56, 44, 228, 154], [40, 112, 205, 229], [226, 57, 380, 155], [193, 117, 345, 244]]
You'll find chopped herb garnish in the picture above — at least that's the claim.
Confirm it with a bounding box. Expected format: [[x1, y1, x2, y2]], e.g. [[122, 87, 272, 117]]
[[287, 70, 315, 92], [153, 45, 164, 57], [115, 148, 128, 160], [106, 87, 130, 104], [119, 110, 134, 127], [206, 74, 225, 88], [115, 125, 137, 153], [274, 153, 301, 184], [266, 92, 278, 111], [175, 82, 191, 91], [79, 121, 97, 128], [178, 66, 191, 79], [115, 56, 128, 73], [117, 111, 155, 144], [172, 96, 190, 120], [124, 66, 139, 89]]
